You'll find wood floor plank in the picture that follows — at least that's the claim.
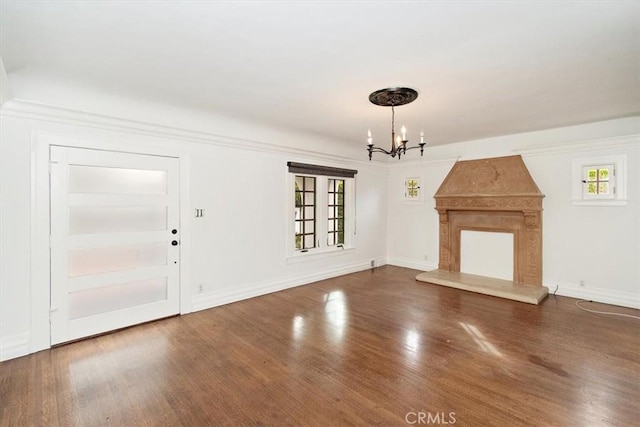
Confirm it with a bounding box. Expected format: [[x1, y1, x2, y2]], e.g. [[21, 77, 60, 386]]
[[1, 266, 638, 426]]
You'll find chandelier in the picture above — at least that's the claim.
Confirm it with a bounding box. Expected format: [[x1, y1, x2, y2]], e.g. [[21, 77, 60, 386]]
[[366, 87, 425, 160]]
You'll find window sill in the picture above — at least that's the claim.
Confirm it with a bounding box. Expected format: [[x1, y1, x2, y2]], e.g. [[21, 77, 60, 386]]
[[287, 246, 355, 264], [571, 199, 628, 207]]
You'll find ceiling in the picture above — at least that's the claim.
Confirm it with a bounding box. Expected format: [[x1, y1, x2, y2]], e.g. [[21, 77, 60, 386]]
[[1, 1, 639, 148]]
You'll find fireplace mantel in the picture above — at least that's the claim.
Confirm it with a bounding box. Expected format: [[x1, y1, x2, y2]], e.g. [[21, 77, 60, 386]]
[[434, 155, 544, 287]]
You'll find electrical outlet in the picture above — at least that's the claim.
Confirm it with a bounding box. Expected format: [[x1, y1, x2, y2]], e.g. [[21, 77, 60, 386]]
[[579, 280, 585, 287], [198, 284, 204, 293], [370, 259, 375, 268], [424, 255, 429, 261]]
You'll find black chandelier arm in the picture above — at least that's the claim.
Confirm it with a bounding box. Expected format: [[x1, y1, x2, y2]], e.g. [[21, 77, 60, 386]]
[[367, 145, 396, 161], [367, 146, 393, 155], [368, 142, 426, 160], [403, 143, 426, 156]]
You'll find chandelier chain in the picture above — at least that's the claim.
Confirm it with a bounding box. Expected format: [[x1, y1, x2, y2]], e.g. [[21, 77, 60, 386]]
[[391, 105, 395, 136]]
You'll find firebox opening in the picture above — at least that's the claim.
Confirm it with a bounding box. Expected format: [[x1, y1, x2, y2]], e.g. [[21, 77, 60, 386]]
[[460, 230, 514, 281]]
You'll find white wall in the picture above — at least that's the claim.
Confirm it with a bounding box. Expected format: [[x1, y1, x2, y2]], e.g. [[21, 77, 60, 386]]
[[1, 94, 638, 362], [387, 118, 640, 308], [0, 56, 12, 106], [0, 100, 388, 361]]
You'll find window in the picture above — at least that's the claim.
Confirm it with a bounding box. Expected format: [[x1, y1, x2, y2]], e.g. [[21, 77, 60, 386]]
[[287, 162, 356, 257], [295, 176, 316, 250], [572, 155, 627, 206], [404, 177, 422, 201], [327, 179, 344, 246], [582, 164, 613, 199]]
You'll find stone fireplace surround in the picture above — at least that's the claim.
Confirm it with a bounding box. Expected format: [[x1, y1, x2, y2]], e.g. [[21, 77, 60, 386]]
[[416, 155, 548, 304]]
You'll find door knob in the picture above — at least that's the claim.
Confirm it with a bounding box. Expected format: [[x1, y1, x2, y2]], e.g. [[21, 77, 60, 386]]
[[171, 240, 179, 246], [171, 229, 178, 234]]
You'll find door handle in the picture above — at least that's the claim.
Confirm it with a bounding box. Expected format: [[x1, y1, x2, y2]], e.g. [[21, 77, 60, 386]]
[[171, 240, 179, 246], [171, 229, 178, 234]]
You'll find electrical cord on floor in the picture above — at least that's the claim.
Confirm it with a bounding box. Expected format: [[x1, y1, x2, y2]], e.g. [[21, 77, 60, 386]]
[[575, 300, 640, 320], [553, 285, 558, 296]]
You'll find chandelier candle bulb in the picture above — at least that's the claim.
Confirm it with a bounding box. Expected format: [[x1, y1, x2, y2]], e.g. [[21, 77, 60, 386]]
[[367, 129, 373, 146], [420, 131, 424, 144], [401, 126, 407, 141]]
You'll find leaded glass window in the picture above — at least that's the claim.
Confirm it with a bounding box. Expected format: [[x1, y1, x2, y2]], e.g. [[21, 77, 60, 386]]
[[583, 164, 614, 199], [295, 176, 316, 250], [405, 177, 421, 200], [327, 179, 344, 246]]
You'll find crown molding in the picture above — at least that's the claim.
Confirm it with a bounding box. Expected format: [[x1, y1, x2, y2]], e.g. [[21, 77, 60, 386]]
[[385, 155, 461, 168], [1, 99, 385, 168], [3, 100, 637, 168], [513, 134, 640, 157]]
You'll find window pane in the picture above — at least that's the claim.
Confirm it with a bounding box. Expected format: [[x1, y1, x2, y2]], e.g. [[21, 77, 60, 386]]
[[304, 206, 315, 219], [599, 168, 609, 180], [69, 278, 167, 319], [69, 165, 167, 195], [69, 206, 167, 234], [328, 234, 335, 246], [599, 182, 609, 194], [587, 183, 597, 194], [328, 220, 334, 232], [305, 177, 315, 189], [587, 169, 597, 181], [69, 243, 167, 277], [305, 220, 315, 233], [295, 176, 304, 189], [304, 192, 315, 205], [304, 235, 315, 248]]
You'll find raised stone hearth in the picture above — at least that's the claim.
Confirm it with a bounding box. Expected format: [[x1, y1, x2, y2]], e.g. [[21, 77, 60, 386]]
[[417, 155, 549, 304], [415, 270, 548, 305]]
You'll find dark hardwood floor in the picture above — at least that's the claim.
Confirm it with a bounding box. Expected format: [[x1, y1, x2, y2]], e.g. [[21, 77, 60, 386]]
[[1, 266, 639, 426]]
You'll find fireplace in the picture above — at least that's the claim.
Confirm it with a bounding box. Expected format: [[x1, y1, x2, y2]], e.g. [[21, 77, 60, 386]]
[[416, 155, 548, 304]]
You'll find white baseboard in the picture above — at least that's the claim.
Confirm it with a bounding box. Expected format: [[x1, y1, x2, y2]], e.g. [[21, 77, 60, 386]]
[[192, 260, 376, 312], [386, 257, 438, 272], [550, 282, 640, 309], [0, 332, 30, 362]]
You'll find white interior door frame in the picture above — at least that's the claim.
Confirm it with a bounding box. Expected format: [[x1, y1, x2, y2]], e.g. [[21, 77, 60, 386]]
[[31, 131, 192, 353]]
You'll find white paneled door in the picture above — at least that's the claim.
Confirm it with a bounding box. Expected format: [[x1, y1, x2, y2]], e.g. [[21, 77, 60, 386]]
[[50, 146, 180, 345]]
